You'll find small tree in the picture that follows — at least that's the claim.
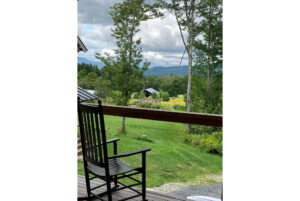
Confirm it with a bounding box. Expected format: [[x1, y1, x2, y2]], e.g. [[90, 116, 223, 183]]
[[139, 91, 146, 99], [161, 91, 170, 101], [96, 0, 162, 133]]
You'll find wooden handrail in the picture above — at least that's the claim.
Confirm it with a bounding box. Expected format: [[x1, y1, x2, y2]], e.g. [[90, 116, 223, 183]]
[[85, 103, 222, 127]]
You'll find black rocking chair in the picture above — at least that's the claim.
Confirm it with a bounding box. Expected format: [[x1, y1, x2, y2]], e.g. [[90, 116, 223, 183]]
[[78, 98, 151, 201]]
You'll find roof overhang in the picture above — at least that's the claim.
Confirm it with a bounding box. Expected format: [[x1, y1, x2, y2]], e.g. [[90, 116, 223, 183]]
[[77, 36, 88, 52], [78, 87, 98, 102]]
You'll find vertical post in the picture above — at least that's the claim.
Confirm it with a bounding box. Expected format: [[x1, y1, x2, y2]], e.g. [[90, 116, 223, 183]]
[[113, 141, 118, 187], [142, 152, 146, 201]]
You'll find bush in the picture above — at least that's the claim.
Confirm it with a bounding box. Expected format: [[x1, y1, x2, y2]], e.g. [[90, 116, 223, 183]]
[[190, 125, 221, 135], [137, 102, 151, 108], [198, 132, 222, 154], [132, 92, 139, 99], [139, 91, 146, 99], [151, 103, 161, 109], [160, 104, 173, 110], [173, 104, 186, 111], [128, 99, 136, 106], [184, 131, 222, 155], [161, 92, 170, 101], [152, 92, 159, 99]]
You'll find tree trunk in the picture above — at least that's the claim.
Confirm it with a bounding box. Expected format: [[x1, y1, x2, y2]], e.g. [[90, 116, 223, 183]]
[[186, 42, 192, 132], [186, 0, 195, 133], [122, 116, 126, 134], [207, 4, 212, 105], [207, 56, 210, 104]]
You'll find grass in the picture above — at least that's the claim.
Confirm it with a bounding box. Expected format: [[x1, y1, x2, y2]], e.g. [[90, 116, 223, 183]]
[[78, 115, 222, 187]]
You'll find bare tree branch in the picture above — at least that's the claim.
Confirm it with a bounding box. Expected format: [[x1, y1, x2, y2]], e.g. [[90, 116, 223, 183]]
[[172, 0, 190, 56], [179, 48, 186, 66]]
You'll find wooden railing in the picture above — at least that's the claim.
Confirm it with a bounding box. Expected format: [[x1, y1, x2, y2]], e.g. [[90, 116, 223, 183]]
[[85, 103, 222, 127]]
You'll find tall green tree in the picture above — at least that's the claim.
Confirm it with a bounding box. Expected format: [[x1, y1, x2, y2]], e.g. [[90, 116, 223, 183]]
[[96, 0, 162, 133], [194, 0, 222, 105]]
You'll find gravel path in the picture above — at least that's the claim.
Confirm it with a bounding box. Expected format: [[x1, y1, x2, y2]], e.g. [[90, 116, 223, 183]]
[[167, 182, 222, 200], [147, 175, 222, 200]]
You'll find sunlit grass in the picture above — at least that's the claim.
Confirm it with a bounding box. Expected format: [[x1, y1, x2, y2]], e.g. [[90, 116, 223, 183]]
[[78, 115, 222, 187]]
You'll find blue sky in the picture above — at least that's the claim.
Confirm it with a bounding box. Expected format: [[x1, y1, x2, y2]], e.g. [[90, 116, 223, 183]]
[[78, 0, 188, 67]]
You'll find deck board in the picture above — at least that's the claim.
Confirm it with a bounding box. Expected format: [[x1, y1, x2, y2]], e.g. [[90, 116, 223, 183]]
[[78, 175, 188, 201]]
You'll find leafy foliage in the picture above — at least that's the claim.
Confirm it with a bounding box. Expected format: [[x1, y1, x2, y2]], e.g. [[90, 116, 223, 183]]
[[173, 104, 186, 111], [95, 0, 162, 108], [143, 74, 187, 97], [159, 90, 170, 101], [78, 63, 101, 89], [184, 131, 222, 154], [151, 92, 159, 99]]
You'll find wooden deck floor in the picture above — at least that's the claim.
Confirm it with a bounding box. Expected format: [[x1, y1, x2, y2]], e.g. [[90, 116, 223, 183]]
[[78, 175, 188, 201]]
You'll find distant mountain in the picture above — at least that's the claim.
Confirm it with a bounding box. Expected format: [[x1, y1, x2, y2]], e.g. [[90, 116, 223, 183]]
[[77, 57, 188, 77], [144, 65, 188, 77], [78, 57, 104, 68]]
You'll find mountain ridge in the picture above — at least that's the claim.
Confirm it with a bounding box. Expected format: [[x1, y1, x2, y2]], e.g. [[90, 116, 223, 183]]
[[144, 65, 188, 77], [78, 56, 188, 77]]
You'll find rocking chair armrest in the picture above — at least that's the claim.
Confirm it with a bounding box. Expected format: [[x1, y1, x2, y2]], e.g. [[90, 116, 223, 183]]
[[101, 138, 119, 145], [108, 148, 151, 159]]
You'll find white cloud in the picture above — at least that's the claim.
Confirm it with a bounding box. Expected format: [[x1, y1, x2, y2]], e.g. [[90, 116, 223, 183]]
[[78, 1, 188, 67], [143, 51, 188, 67], [137, 11, 187, 52]]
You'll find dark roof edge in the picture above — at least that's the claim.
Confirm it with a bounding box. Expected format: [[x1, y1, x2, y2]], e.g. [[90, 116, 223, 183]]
[[77, 36, 88, 52]]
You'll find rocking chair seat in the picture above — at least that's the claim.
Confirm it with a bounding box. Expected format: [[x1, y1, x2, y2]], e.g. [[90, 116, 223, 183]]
[[87, 158, 139, 177]]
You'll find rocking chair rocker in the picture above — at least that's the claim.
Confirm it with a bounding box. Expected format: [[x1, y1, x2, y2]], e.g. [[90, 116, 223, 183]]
[[78, 98, 151, 201]]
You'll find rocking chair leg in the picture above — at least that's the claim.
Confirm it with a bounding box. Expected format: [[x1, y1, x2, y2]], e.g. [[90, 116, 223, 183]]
[[114, 175, 118, 188], [84, 162, 91, 197], [106, 178, 112, 201], [142, 153, 147, 201]]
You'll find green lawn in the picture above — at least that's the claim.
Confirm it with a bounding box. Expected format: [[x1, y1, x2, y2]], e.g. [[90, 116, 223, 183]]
[[78, 115, 222, 187]]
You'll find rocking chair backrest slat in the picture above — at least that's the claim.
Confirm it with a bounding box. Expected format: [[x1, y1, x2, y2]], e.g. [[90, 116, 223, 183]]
[[78, 100, 109, 166], [83, 111, 93, 160], [81, 112, 90, 159], [89, 112, 98, 161], [94, 111, 103, 163]]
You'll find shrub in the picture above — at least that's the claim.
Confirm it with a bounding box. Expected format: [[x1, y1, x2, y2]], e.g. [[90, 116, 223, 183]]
[[162, 92, 170, 101], [128, 99, 136, 106], [151, 103, 161, 109], [132, 92, 139, 99], [190, 125, 221, 135], [173, 104, 186, 111], [137, 102, 151, 108], [160, 104, 173, 110], [139, 91, 146, 99], [198, 132, 222, 154], [152, 92, 159, 99], [177, 94, 184, 99], [183, 131, 222, 155], [159, 90, 170, 101]]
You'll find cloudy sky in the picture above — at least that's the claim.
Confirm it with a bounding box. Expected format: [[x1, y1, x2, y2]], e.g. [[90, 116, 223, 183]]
[[78, 0, 188, 67]]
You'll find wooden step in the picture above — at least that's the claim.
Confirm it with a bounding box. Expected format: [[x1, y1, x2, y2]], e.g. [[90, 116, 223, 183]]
[[77, 137, 82, 156], [78, 149, 82, 156]]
